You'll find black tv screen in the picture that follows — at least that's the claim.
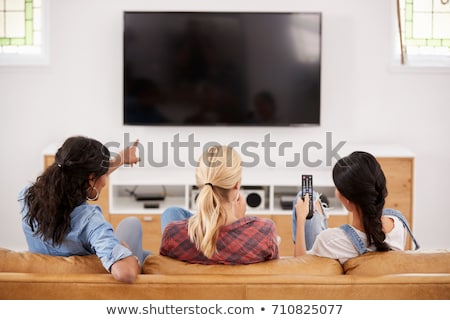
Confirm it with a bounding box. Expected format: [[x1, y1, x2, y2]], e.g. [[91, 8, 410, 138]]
[[124, 12, 321, 126]]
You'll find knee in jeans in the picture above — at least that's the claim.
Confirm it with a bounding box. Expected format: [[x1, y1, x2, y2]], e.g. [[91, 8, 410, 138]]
[[120, 216, 142, 230]]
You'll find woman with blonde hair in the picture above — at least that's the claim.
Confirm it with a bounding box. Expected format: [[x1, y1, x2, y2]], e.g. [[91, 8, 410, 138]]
[[160, 145, 279, 264]]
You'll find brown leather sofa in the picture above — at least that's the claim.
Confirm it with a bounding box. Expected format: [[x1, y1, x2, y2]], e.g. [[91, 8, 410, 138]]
[[1, 247, 449, 299]]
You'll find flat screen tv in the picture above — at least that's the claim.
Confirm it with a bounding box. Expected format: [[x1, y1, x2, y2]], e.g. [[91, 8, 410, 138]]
[[123, 11, 321, 126]]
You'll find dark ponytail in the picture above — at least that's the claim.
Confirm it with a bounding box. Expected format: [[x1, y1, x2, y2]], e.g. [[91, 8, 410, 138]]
[[24, 136, 110, 245], [332, 151, 390, 251]]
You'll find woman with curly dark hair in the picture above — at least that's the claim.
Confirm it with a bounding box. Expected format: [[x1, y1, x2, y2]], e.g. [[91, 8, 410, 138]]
[[18, 136, 146, 283], [293, 151, 418, 264]]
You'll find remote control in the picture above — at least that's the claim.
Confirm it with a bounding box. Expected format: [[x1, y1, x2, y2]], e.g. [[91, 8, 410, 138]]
[[301, 174, 314, 219]]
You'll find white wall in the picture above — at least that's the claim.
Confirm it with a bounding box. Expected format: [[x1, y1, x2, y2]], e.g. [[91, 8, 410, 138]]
[[1, 0, 449, 251]]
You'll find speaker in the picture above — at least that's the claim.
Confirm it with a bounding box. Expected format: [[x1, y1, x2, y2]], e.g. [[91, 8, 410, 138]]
[[190, 186, 265, 211], [241, 187, 265, 210]]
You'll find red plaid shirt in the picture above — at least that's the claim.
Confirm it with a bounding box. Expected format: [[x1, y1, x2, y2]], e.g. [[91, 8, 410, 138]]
[[159, 216, 279, 264]]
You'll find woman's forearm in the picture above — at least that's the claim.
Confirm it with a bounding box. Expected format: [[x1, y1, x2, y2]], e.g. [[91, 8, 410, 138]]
[[294, 219, 307, 256]]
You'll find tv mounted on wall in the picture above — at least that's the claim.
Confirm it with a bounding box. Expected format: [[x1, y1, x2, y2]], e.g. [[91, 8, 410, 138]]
[[123, 11, 322, 126]]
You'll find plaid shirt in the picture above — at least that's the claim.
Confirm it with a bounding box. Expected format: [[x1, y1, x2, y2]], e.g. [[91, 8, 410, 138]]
[[159, 216, 279, 264]]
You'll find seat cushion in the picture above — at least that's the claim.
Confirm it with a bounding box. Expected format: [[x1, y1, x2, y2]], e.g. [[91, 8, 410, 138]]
[[0, 247, 107, 274], [143, 254, 343, 275], [343, 250, 450, 275]]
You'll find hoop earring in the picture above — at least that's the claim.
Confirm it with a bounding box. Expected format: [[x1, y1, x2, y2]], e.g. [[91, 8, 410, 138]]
[[86, 186, 99, 201]]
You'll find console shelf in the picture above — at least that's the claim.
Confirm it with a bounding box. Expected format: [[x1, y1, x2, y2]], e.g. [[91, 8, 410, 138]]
[[108, 166, 346, 215]]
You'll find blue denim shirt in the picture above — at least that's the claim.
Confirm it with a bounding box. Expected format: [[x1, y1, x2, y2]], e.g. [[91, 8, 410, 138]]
[[18, 186, 132, 272]]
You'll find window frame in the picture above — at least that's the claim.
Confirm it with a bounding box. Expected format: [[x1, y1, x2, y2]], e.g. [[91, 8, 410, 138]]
[[0, 0, 50, 66], [392, 0, 450, 72]]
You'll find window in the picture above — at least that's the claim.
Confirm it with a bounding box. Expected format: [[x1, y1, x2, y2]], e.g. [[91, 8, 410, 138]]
[[0, 0, 48, 65], [397, 0, 450, 68]]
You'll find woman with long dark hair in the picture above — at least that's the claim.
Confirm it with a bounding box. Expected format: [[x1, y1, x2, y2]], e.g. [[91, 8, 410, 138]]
[[18, 136, 146, 283], [293, 151, 416, 264]]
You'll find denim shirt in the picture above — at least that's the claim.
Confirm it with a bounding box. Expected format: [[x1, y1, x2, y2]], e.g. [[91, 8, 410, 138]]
[[18, 186, 132, 272]]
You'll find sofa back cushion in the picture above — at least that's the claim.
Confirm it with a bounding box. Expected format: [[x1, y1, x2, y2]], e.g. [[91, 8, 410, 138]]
[[0, 248, 107, 274], [143, 255, 343, 275], [344, 250, 450, 275]]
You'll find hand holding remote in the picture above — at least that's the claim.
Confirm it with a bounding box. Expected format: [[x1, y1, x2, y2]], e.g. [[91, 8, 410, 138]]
[[301, 175, 314, 219]]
